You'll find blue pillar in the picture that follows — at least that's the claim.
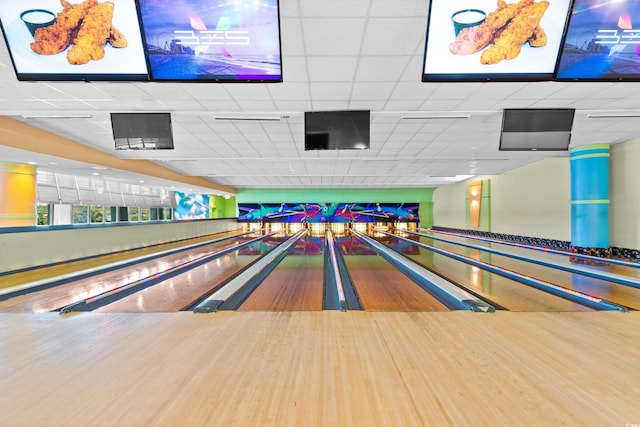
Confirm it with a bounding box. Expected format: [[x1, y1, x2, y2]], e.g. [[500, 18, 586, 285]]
[[569, 143, 610, 255]]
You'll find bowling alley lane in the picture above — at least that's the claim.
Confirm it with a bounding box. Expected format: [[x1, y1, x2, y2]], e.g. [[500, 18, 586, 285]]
[[0, 230, 245, 290], [382, 237, 640, 311], [413, 234, 640, 310], [379, 234, 594, 311], [237, 237, 325, 311], [340, 243, 448, 311], [0, 233, 265, 313], [423, 229, 640, 280], [94, 250, 261, 313]]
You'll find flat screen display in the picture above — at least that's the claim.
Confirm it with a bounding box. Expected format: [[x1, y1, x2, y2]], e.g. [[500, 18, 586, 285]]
[[111, 112, 174, 150], [137, 0, 282, 82], [305, 110, 370, 151], [556, 0, 640, 80], [499, 108, 575, 151], [422, 0, 572, 81], [0, 0, 148, 81]]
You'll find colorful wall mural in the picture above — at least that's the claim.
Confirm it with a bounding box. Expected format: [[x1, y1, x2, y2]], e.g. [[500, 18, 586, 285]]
[[238, 202, 419, 223], [174, 192, 210, 220]]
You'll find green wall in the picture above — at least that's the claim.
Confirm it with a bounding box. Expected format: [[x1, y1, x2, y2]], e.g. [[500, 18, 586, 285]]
[[210, 195, 237, 218], [235, 188, 435, 227]]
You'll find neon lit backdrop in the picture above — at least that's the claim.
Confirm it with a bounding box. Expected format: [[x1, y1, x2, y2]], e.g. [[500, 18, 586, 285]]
[[238, 202, 419, 223]]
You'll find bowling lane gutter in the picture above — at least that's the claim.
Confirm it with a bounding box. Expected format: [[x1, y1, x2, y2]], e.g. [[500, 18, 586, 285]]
[[57, 232, 278, 314], [386, 232, 628, 312], [422, 228, 640, 271], [350, 230, 495, 313], [193, 229, 307, 313], [0, 230, 259, 302]]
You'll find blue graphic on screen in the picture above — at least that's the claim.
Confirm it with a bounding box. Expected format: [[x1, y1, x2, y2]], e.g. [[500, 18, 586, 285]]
[[138, 0, 282, 81], [556, 0, 640, 79], [238, 203, 420, 223], [174, 192, 210, 219]]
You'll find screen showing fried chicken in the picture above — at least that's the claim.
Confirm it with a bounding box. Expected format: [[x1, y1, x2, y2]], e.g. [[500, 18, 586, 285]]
[[0, 0, 148, 81], [423, 0, 572, 81]]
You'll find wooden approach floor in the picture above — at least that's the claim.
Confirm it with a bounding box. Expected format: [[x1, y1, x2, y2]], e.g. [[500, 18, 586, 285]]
[[1, 311, 639, 426]]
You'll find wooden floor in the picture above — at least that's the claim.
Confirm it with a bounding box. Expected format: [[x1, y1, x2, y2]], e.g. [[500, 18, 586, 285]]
[[1, 311, 639, 426]]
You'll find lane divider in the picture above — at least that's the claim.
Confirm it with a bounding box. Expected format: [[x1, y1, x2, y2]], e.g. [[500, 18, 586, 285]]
[[325, 230, 347, 311], [385, 232, 627, 312], [193, 229, 307, 313]]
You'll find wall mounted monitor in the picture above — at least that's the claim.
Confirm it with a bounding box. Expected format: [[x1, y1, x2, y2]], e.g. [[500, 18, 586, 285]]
[[0, 0, 149, 81], [111, 112, 174, 150], [499, 108, 575, 151], [137, 0, 282, 82], [556, 0, 640, 80], [305, 110, 370, 151], [422, 0, 572, 81]]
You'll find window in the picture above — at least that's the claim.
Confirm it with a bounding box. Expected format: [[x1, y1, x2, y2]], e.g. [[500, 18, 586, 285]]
[[36, 204, 50, 225], [140, 207, 150, 221], [129, 207, 139, 222], [90, 205, 104, 223], [72, 205, 88, 224]]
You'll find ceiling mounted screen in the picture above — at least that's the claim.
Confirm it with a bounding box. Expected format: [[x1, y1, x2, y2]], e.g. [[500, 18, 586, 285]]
[[422, 0, 572, 81], [111, 112, 174, 150], [556, 0, 640, 81], [137, 0, 282, 82], [305, 111, 370, 151], [0, 0, 149, 81], [500, 108, 575, 151]]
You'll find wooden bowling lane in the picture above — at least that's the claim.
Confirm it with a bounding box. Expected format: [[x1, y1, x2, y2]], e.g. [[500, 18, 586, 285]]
[[0, 229, 245, 289], [341, 253, 448, 312], [401, 243, 593, 312], [0, 234, 262, 313], [94, 251, 261, 313], [237, 250, 324, 311], [413, 235, 640, 310], [424, 229, 640, 279]]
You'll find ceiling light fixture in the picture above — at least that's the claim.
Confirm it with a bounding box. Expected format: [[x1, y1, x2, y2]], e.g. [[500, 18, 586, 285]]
[[401, 114, 470, 120], [214, 116, 282, 121], [20, 114, 93, 119], [587, 113, 640, 118]]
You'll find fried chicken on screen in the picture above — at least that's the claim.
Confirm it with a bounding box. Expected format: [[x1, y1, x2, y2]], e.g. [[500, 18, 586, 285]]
[[528, 26, 547, 47], [480, 1, 549, 64], [107, 26, 128, 48], [67, 1, 115, 64], [30, 0, 98, 55], [448, 0, 533, 55]]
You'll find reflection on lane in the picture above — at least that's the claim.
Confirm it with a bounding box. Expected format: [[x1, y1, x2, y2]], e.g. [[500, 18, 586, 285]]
[[377, 233, 593, 312], [238, 236, 325, 311], [96, 236, 286, 313], [0, 233, 266, 313], [409, 233, 640, 310], [424, 229, 640, 279], [338, 236, 448, 312]]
